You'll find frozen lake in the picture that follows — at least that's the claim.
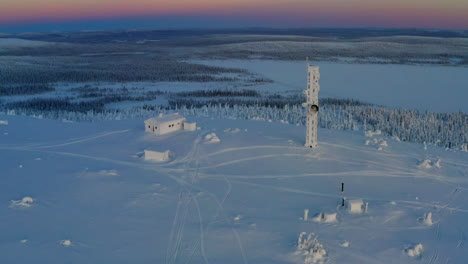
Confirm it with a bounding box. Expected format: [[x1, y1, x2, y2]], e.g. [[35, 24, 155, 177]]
[[194, 60, 468, 113]]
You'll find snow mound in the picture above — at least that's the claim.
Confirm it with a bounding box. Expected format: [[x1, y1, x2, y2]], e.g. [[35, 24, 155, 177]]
[[234, 215, 242, 221], [20, 239, 28, 244], [419, 212, 433, 226], [60, 240, 73, 247], [406, 243, 423, 258], [312, 212, 337, 223], [340, 241, 350, 247], [0, 120, 8, 125], [204, 133, 220, 144], [365, 138, 388, 150], [9, 197, 35, 208], [418, 158, 442, 169], [295, 232, 327, 264], [224, 128, 241, 134], [84, 169, 119, 177], [98, 170, 119, 176], [418, 159, 432, 169]]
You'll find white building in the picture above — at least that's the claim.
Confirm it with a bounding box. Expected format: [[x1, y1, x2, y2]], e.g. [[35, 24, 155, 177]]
[[183, 122, 197, 131], [144, 150, 170, 162], [145, 113, 186, 135], [304, 65, 320, 148], [347, 199, 364, 214]]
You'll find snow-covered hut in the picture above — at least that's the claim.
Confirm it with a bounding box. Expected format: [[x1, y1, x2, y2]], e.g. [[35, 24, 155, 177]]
[[347, 199, 364, 214], [145, 113, 186, 135], [184, 122, 197, 131], [144, 150, 170, 162]]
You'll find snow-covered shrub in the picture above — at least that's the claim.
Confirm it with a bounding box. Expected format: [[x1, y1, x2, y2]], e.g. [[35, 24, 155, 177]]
[[406, 243, 423, 258], [59, 240, 73, 247], [295, 232, 327, 264], [462, 144, 468, 152], [418, 159, 432, 169], [365, 130, 382, 137]]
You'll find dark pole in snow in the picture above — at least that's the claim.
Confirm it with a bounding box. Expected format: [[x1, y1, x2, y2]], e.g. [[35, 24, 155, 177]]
[[341, 183, 344, 192], [342, 197, 345, 207]]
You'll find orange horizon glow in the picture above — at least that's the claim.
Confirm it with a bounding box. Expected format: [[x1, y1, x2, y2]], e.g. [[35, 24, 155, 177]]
[[0, 0, 467, 29]]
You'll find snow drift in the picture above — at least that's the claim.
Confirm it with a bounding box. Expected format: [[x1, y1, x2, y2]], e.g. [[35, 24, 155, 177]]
[[9, 197, 34, 208]]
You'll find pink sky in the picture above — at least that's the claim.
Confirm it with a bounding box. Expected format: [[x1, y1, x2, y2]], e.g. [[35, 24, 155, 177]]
[[0, 0, 467, 29]]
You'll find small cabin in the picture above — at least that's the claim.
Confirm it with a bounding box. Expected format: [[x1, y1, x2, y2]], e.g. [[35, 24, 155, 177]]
[[347, 199, 364, 214], [145, 112, 196, 135], [144, 150, 170, 162], [145, 113, 186, 135]]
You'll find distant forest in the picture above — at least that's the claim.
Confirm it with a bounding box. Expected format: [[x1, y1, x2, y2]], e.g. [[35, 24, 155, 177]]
[[0, 57, 248, 84]]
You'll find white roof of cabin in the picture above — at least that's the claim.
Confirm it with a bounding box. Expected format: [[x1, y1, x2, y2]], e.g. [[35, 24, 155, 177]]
[[145, 113, 185, 124]]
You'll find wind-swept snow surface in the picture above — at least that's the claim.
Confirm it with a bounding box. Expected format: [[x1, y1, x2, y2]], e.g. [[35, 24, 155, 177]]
[[0, 115, 467, 263]]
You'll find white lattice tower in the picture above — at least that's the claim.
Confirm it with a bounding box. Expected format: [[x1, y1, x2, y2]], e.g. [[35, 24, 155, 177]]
[[304, 65, 320, 148]]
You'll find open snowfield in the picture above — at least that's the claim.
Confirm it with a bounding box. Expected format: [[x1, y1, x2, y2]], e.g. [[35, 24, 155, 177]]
[[192, 60, 468, 113], [0, 114, 467, 263]]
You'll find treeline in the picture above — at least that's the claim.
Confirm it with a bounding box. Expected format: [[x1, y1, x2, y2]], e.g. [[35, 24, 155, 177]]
[[5, 95, 159, 112], [3, 98, 465, 150], [0, 85, 54, 96], [167, 94, 370, 109], [156, 103, 467, 149], [70, 85, 165, 99], [175, 89, 261, 98], [0, 57, 249, 84]]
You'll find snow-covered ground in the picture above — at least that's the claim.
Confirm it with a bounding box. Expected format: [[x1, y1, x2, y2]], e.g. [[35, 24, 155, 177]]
[[1, 114, 467, 263], [191, 60, 468, 113]]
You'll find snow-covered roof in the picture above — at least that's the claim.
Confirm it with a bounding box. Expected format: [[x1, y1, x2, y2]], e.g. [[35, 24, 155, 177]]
[[145, 113, 185, 124]]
